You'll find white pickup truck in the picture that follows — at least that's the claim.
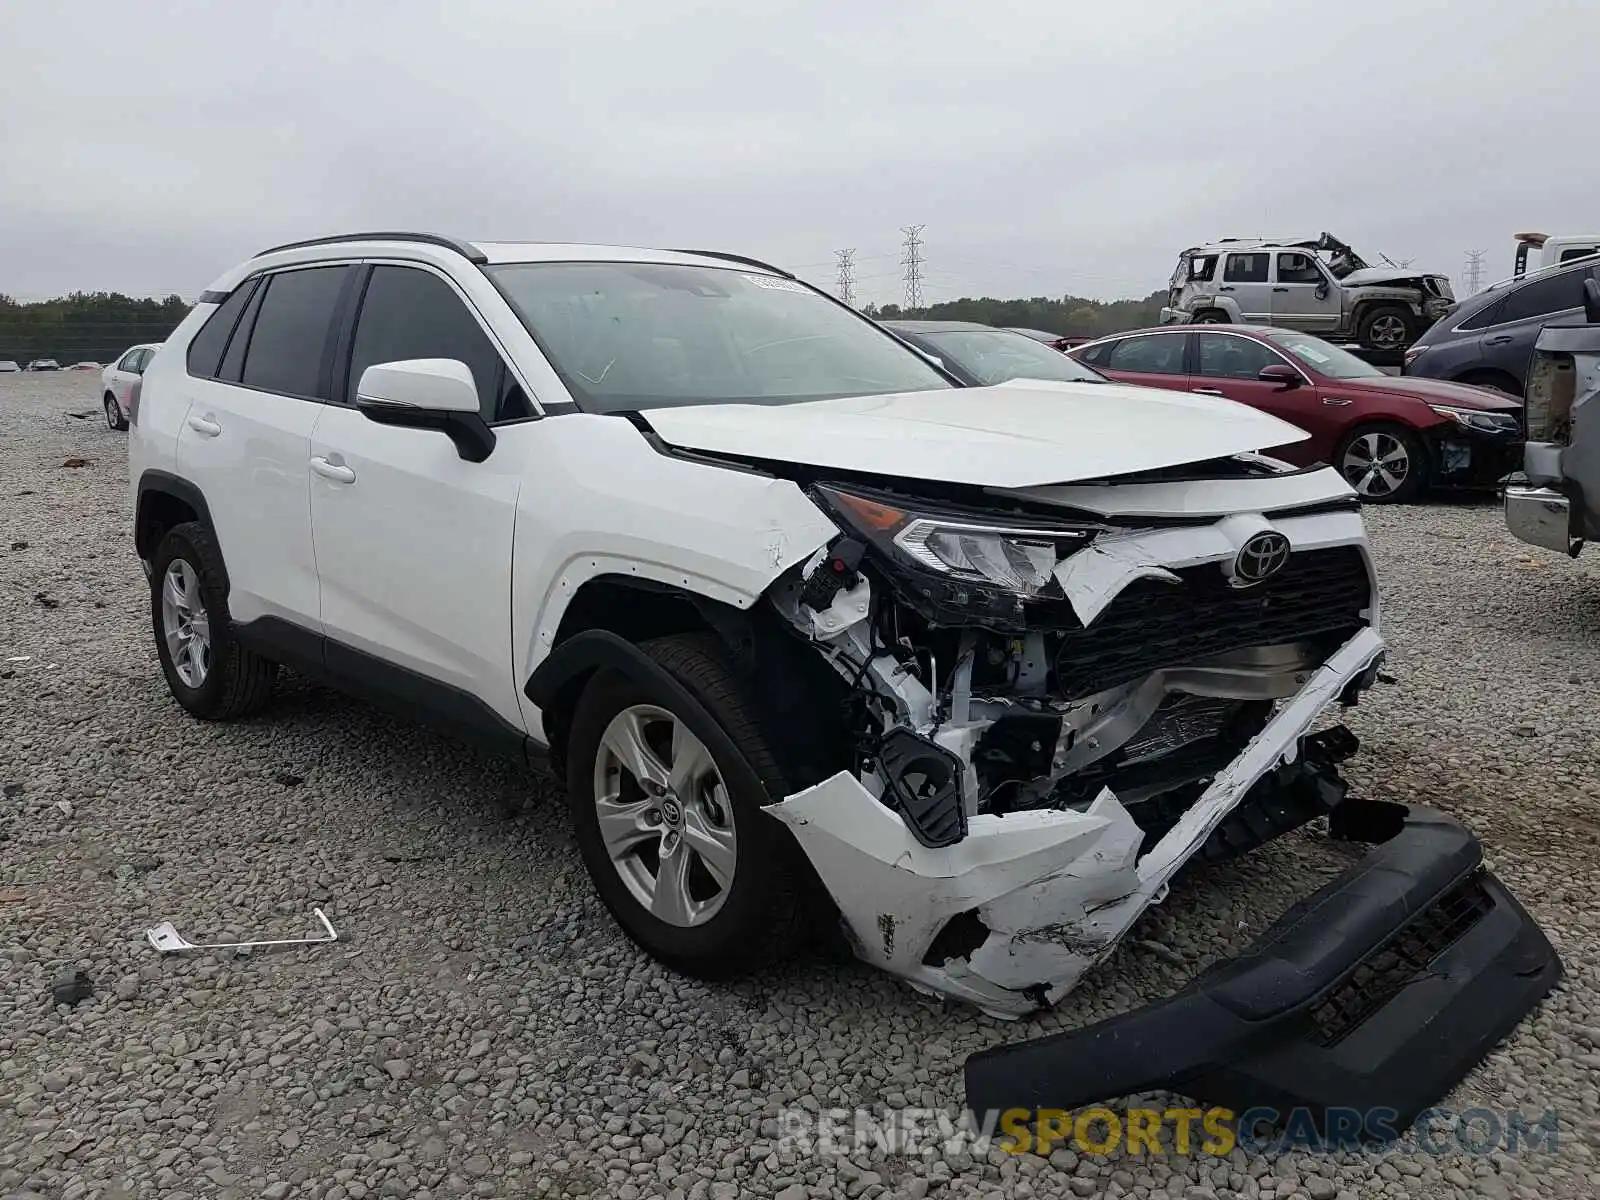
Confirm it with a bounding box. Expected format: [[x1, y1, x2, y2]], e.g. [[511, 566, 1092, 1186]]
[[1514, 231, 1600, 278]]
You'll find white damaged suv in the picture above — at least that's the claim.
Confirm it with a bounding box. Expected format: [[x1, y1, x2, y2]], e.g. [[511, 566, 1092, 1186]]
[[129, 233, 1391, 1019]]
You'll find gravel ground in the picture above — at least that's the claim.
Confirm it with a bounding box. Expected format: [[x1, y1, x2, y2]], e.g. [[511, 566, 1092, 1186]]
[[4, 371, 1600, 1200]]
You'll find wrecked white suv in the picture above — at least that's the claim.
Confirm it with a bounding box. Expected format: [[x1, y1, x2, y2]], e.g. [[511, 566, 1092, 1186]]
[[133, 235, 1502, 1033], [1163, 233, 1455, 353]]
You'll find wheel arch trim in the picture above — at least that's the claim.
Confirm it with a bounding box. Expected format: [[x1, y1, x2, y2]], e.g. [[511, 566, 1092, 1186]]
[[135, 470, 227, 591]]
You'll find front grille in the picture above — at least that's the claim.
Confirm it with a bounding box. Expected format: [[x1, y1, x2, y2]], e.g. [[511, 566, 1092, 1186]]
[[1052, 547, 1370, 701], [1308, 874, 1494, 1047]]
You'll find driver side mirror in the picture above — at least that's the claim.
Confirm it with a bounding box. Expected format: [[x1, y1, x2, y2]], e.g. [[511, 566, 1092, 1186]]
[[1257, 364, 1302, 390], [1584, 277, 1600, 325], [355, 359, 496, 462]]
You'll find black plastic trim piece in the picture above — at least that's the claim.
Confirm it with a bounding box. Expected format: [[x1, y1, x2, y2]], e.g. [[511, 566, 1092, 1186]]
[[525, 629, 670, 712], [233, 615, 542, 764], [135, 471, 224, 584], [197, 289, 230, 305], [254, 231, 488, 265], [963, 802, 1562, 1137], [659, 249, 796, 279], [355, 397, 497, 462], [875, 728, 968, 848]]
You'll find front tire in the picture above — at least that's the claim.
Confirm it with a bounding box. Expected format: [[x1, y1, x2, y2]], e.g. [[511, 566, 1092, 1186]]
[[150, 522, 277, 719], [104, 392, 127, 431], [564, 634, 806, 979], [1357, 303, 1417, 352], [1337, 423, 1428, 503]]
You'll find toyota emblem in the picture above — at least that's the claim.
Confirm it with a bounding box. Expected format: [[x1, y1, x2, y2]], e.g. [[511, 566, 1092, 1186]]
[[1229, 531, 1291, 587]]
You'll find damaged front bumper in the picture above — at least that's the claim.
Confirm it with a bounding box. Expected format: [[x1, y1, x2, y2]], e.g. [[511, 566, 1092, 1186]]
[[767, 626, 1388, 1019], [963, 799, 1562, 1135]]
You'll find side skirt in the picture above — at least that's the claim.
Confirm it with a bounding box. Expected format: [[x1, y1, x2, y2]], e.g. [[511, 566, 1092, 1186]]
[[233, 615, 549, 768]]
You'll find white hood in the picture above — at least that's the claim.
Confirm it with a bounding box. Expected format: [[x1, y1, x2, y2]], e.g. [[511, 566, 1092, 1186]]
[[642, 379, 1309, 489]]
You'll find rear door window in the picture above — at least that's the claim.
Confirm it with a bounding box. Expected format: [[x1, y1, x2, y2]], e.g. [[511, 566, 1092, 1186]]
[[1223, 253, 1269, 283], [239, 266, 353, 399], [1105, 333, 1187, 374], [1497, 267, 1591, 325]]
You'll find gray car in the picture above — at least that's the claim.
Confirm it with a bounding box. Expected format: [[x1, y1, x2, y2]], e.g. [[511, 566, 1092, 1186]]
[[1404, 255, 1600, 395]]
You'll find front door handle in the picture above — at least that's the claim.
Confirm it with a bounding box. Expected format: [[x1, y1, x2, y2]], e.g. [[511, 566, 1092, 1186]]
[[1191, 387, 1225, 396], [310, 456, 356, 485], [186, 414, 221, 438], [1484, 335, 1513, 345]]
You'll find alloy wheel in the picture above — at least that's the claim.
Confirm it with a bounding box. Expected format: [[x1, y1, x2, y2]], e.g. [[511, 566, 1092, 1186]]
[[105, 397, 120, 429], [1368, 314, 1408, 349], [1340, 432, 1411, 498], [160, 558, 212, 687], [592, 704, 737, 927]]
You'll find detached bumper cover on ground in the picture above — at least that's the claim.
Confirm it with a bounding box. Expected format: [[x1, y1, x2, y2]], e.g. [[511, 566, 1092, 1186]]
[[964, 801, 1562, 1134]]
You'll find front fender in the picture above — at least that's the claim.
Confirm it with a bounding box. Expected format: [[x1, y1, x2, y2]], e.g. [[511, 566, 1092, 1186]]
[[507, 415, 839, 741]]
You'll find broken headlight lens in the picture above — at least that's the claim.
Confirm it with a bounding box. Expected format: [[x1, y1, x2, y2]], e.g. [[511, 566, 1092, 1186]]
[[815, 485, 1094, 597]]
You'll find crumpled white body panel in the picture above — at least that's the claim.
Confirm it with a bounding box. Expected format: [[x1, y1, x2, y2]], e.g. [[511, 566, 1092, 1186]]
[[768, 626, 1386, 1018]]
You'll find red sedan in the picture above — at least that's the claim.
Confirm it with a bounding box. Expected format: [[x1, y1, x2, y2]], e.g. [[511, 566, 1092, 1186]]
[[1069, 325, 1522, 502]]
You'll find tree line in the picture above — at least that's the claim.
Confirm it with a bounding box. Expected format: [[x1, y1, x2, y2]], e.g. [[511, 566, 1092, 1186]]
[[0, 292, 191, 365], [0, 284, 1173, 367], [862, 290, 1168, 337]]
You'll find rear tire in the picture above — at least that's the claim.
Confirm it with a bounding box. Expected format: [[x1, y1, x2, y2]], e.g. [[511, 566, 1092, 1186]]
[[1336, 422, 1428, 503], [1193, 309, 1229, 324], [1357, 303, 1417, 352], [150, 522, 277, 720], [104, 392, 127, 431], [564, 633, 807, 979]]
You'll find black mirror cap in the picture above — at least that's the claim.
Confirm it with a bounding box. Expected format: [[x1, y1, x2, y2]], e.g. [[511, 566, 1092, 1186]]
[[1583, 277, 1600, 325], [355, 397, 496, 462]]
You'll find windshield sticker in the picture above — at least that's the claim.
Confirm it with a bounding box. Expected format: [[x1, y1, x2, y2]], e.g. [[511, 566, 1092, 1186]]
[[744, 275, 811, 294], [1293, 346, 1333, 364]]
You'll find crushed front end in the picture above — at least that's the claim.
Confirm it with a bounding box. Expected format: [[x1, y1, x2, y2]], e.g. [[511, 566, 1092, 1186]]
[[766, 462, 1389, 1017]]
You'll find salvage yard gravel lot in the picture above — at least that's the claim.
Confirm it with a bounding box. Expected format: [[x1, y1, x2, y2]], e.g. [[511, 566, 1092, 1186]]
[[4, 370, 1600, 1200]]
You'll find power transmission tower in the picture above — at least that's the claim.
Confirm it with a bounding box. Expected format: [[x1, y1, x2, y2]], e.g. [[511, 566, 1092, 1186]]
[[900, 225, 926, 311], [1463, 249, 1487, 295], [834, 249, 857, 306]]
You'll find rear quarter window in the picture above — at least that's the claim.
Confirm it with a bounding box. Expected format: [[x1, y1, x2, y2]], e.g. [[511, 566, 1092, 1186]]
[[184, 281, 258, 379], [1497, 267, 1590, 325]]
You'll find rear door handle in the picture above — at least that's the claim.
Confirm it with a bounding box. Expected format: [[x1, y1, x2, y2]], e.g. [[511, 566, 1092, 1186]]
[[310, 456, 356, 485], [1219, 286, 1236, 292], [186, 414, 221, 437], [1272, 287, 1289, 292], [1191, 387, 1225, 396]]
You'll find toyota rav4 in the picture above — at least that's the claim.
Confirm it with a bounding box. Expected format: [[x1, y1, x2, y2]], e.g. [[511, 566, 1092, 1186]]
[[129, 233, 1556, 1126]]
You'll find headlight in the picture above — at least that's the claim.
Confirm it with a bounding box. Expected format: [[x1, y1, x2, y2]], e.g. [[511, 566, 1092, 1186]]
[[814, 484, 1094, 598], [1428, 404, 1520, 434]]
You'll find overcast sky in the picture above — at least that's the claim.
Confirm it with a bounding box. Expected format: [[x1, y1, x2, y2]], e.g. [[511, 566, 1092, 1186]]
[[3, 0, 1595, 305]]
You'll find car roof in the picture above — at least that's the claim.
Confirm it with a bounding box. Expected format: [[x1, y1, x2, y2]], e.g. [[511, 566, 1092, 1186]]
[[206, 234, 803, 295], [881, 320, 1009, 334]]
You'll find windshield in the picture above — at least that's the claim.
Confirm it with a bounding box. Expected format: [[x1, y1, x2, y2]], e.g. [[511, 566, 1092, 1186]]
[[1258, 329, 1383, 380], [915, 329, 1107, 386], [486, 262, 951, 412]]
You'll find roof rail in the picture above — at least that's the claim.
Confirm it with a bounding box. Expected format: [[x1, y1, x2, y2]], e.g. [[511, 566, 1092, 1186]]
[[661, 249, 795, 279], [253, 231, 487, 264]]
